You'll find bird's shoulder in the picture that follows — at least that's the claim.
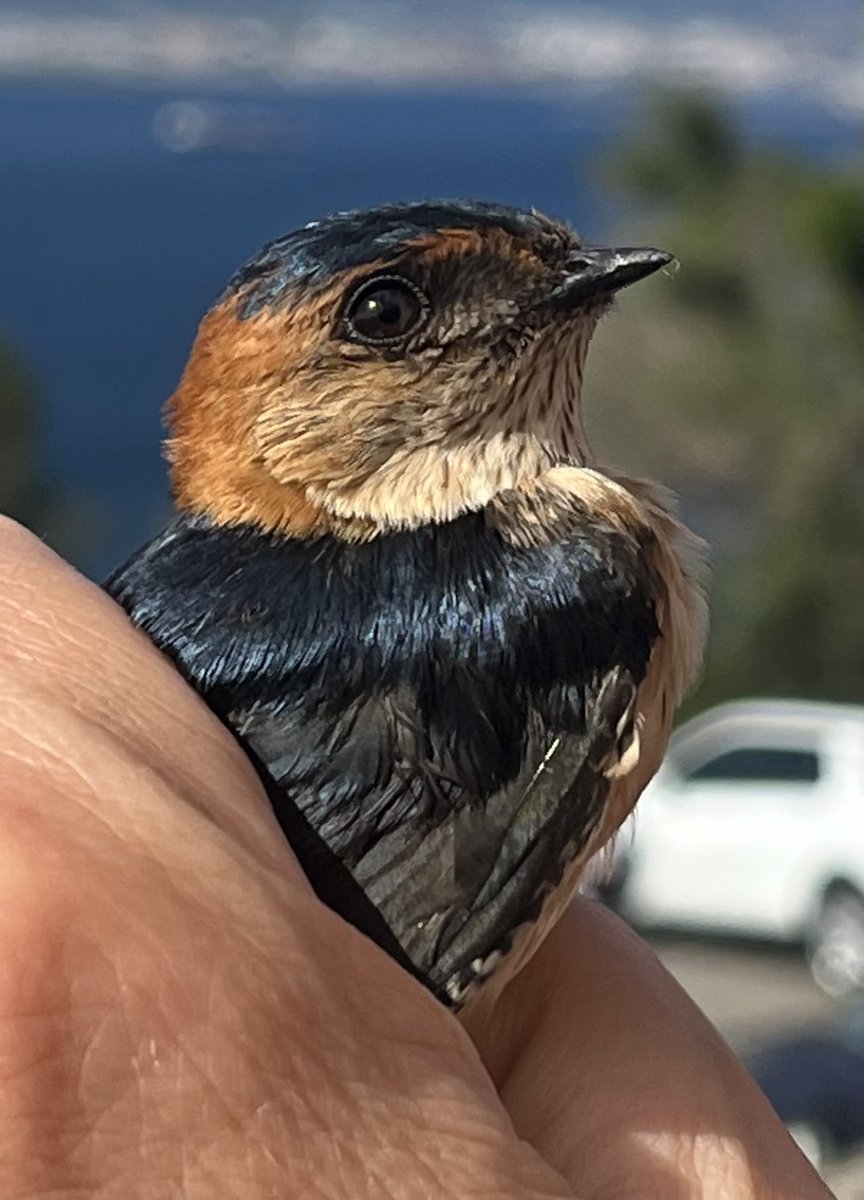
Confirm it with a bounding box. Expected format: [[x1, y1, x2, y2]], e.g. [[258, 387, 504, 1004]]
[[106, 481, 661, 711]]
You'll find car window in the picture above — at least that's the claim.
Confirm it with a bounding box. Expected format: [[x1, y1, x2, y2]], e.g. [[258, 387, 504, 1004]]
[[686, 747, 821, 783]]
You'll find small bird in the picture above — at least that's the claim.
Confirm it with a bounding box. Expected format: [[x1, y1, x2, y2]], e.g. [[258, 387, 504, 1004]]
[[106, 199, 706, 1018]]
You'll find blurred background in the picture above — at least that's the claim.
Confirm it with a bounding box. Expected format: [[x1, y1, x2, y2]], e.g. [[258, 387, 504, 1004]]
[[1, 0, 861, 1190]]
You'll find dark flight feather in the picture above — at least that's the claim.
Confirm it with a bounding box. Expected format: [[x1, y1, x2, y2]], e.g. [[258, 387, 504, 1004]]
[[106, 504, 658, 1007]]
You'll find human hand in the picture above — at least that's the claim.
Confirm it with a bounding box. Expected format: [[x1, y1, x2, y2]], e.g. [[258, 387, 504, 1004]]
[[0, 519, 830, 1199]]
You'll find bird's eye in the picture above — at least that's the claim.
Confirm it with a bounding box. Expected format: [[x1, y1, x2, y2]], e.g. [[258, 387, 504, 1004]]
[[344, 277, 429, 344]]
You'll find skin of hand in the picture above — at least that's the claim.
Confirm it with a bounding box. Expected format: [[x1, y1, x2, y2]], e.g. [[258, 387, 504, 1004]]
[[0, 517, 831, 1200]]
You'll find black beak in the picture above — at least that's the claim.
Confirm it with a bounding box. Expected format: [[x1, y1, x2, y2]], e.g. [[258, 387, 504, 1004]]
[[551, 246, 673, 308]]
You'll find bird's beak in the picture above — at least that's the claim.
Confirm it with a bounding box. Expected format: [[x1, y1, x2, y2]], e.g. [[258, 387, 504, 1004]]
[[551, 247, 673, 308]]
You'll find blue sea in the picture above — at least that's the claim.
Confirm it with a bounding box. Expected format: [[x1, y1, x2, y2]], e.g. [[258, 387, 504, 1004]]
[[0, 80, 857, 574]]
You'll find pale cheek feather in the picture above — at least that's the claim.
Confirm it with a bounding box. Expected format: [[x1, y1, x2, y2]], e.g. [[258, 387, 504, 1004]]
[[308, 432, 556, 528], [250, 320, 598, 532], [310, 330, 593, 526]]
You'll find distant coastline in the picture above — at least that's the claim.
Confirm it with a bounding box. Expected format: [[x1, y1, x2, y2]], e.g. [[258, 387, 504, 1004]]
[[0, 3, 860, 116]]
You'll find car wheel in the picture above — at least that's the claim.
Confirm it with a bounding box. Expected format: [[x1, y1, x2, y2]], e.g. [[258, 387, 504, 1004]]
[[808, 889, 864, 998]]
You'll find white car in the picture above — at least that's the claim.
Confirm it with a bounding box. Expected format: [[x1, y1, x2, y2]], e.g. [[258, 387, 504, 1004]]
[[608, 700, 864, 995]]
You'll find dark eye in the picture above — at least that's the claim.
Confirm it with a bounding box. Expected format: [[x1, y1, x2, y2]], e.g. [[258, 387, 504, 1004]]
[[344, 276, 429, 344]]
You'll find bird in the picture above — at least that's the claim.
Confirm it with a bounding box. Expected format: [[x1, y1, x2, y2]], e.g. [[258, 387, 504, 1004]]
[[106, 198, 707, 1021]]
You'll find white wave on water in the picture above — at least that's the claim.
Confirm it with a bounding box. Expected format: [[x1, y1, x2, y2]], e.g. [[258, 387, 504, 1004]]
[[0, 4, 860, 115]]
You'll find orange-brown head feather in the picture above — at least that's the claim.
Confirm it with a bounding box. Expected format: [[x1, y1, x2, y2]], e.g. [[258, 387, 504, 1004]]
[[166, 200, 670, 539]]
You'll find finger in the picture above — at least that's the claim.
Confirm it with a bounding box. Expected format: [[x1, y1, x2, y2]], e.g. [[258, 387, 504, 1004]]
[[483, 898, 831, 1200]]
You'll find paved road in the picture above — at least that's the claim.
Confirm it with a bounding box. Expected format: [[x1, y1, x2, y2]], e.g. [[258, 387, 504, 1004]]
[[650, 935, 862, 1199]]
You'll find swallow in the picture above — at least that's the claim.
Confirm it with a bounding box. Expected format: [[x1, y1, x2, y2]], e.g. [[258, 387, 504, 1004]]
[[106, 199, 707, 1017]]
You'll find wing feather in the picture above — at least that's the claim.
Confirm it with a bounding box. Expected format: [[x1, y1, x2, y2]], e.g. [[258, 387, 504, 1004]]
[[107, 500, 665, 1007]]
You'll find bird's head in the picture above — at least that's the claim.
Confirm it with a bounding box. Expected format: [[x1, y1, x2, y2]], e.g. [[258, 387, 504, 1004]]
[[167, 199, 671, 538]]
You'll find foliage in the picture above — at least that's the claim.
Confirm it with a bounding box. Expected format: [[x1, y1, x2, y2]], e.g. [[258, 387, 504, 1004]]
[[0, 339, 104, 564], [0, 343, 45, 519], [588, 91, 864, 708]]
